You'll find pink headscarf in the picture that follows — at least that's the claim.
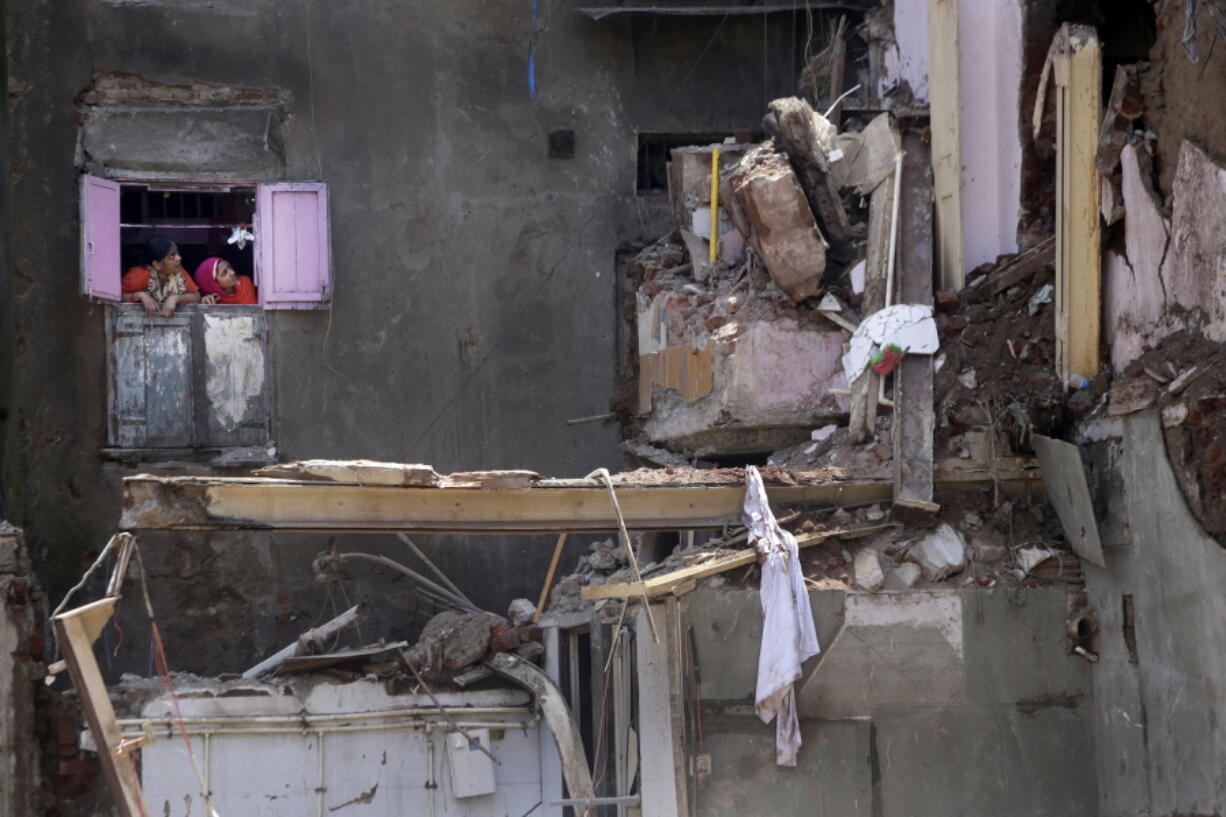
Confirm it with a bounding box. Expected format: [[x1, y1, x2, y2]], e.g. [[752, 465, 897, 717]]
[[194, 257, 225, 297]]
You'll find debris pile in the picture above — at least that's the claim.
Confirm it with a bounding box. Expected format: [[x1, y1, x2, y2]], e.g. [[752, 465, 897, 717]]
[[543, 487, 1080, 623], [630, 96, 919, 458], [1105, 331, 1226, 543]]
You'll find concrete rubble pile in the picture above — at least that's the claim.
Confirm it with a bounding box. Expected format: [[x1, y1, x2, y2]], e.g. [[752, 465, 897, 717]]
[[542, 473, 1081, 623], [629, 96, 904, 458]]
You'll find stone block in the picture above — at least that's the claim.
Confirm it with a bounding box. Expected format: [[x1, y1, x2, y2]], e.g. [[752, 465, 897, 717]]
[[906, 524, 967, 581], [853, 549, 884, 592], [729, 143, 827, 301], [643, 319, 849, 456]]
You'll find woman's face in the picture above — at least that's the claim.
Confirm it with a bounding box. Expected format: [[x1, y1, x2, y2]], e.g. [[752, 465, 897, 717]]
[[216, 261, 238, 290], [153, 244, 182, 277]]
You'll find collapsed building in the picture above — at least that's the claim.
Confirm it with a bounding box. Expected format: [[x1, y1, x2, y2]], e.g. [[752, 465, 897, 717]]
[[1, 0, 1225, 816]]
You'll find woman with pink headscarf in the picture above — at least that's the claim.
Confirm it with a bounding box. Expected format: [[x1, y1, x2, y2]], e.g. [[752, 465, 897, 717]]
[[194, 257, 258, 305]]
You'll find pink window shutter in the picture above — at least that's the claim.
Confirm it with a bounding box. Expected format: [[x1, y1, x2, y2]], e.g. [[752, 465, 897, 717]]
[[80, 174, 122, 302], [256, 182, 331, 309]]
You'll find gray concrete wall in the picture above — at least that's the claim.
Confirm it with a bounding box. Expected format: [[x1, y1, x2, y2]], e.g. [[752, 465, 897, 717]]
[[4, 0, 810, 673], [686, 586, 1097, 817], [1083, 411, 1226, 817]]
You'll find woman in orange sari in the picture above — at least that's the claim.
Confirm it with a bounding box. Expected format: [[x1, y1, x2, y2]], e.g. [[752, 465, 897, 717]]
[[193, 257, 258, 305], [121, 236, 202, 317]]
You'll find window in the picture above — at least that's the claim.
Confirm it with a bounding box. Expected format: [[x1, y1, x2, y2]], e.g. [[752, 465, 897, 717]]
[[81, 176, 331, 309], [81, 175, 332, 458]]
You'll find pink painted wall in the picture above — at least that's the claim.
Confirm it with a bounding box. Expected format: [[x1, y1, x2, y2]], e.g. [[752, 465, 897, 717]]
[[882, 0, 930, 100], [1104, 140, 1226, 371], [883, 0, 1023, 272], [957, 0, 1024, 270]]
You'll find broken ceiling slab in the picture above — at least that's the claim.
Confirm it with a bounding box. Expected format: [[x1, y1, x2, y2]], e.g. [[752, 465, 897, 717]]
[[642, 319, 848, 456], [253, 459, 441, 487], [842, 304, 939, 384], [1031, 435, 1105, 568]]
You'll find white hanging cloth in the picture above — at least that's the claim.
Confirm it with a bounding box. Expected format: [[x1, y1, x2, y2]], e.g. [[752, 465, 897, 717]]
[[743, 465, 820, 767]]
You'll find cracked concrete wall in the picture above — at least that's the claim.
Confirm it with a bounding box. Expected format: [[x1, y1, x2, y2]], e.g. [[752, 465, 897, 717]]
[[1083, 412, 1226, 817], [1105, 139, 1226, 371], [5, 1, 809, 674], [686, 586, 1096, 817]]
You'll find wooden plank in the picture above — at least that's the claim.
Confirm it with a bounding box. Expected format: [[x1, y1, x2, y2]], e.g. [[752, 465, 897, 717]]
[[53, 599, 145, 817], [120, 476, 897, 532], [120, 465, 1044, 533], [1032, 435, 1105, 567], [893, 131, 937, 511], [964, 237, 1056, 303], [849, 163, 895, 444], [638, 344, 714, 415], [636, 602, 686, 817], [581, 522, 893, 600], [1059, 26, 1102, 381], [534, 533, 570, 623], [928, 0, 964, 290]]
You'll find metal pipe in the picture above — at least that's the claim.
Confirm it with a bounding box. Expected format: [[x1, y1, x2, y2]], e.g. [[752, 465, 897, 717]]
[[118, 718, 538, 742], [118, 705, 530, 729], [427, 724, 436, 817], [316, 731, 326, 817]]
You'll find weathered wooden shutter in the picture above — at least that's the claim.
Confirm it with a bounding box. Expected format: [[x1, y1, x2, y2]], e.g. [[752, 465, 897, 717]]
[[108, 310, 195, 448], [256, 182, 331, 309], [108, 306, 271, 451], [200, 309, 271, 447], [80, 175, 122, 302]]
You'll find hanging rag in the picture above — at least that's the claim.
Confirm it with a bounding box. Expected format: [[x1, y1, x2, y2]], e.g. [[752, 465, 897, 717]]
[[743, 465, 820, 767]]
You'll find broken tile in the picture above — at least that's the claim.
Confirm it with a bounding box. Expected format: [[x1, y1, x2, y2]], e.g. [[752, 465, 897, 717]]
[[1016, 546, 1057, 575], [842, 304, 940, 384]]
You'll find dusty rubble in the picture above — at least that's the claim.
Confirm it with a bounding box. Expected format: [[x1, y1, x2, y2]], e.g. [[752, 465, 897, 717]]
[[544, 489, 1079, 622], [1103, 330, 1226, 543]]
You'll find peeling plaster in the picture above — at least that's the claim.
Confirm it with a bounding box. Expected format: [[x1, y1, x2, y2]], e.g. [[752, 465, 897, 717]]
[[203, 314, 265, 431]]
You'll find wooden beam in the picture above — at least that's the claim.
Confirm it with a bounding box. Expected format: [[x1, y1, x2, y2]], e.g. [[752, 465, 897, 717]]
[[928, 0, 964, 290], [1055, 25, 1102, 381], [893, 131, 937, 512], [120, 476, 897, 532], [581, 521, 893, 600], [964, 237, 1056, 303], [54, 599, 146, 817], [120, 467, 1044, 533]]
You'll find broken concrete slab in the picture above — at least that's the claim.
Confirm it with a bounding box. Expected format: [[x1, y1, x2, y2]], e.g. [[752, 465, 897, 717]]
[[728, 141, 828, 301], [253, 459, 440, 487], [643, 319, 849, 456], [1032, 434, 1106, 568], [906, 524, 967, 581], [892, 562, 921, 587], [844, 112, 900, 196], [853, 549, 885, 592]]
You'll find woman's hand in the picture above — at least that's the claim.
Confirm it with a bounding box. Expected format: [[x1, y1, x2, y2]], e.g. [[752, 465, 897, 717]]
[[160, 295, 179, 318], [139, 292, 159, 317], [202, 293, 220, 305]]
